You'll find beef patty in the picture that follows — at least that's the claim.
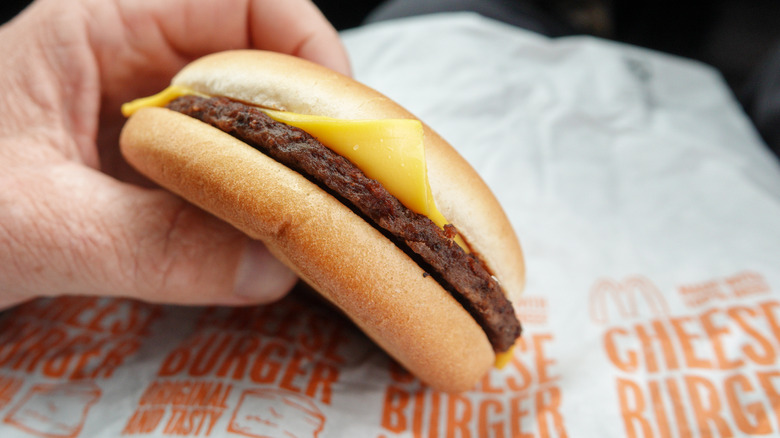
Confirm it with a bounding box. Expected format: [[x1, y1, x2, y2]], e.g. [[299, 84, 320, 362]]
[[167, 95, 521, 352]]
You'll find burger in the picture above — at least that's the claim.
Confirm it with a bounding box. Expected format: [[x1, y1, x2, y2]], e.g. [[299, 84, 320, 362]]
[[119, 50, 524, 392]]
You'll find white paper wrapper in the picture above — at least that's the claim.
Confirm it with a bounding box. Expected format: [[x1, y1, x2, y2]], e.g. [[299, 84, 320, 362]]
[[2, 13, 780, 438]]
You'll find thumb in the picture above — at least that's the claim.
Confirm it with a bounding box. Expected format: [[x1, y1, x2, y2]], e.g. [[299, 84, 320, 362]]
[[0, 162, 298, 307]]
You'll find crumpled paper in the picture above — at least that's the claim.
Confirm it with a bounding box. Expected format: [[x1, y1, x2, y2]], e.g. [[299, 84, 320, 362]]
[[1, 13, 779, 438]]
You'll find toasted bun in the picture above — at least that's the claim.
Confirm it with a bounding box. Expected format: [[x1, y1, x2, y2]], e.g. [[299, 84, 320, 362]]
[[120, 50, 525, 392]]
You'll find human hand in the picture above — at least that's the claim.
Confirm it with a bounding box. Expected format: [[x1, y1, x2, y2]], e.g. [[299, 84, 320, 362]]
[[0, 0, 350, 309]]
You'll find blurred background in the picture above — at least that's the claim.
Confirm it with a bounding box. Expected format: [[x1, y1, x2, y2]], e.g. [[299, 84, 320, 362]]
[[2, 0, 779, 152]]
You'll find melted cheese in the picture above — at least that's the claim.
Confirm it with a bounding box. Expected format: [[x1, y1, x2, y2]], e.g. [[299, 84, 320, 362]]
[[121, 86, 203, 117], [262, 109, 447, 227], [493, 346, 515, 369]]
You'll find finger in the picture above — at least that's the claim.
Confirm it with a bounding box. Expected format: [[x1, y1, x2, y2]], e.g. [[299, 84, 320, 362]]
[[152, 0, 351, 75], [245, 0, 351, 76], [94, 0, 349, 105], [0, 162, 298, 306]]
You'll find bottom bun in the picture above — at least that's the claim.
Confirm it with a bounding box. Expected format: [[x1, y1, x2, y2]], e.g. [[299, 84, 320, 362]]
[[120, 107, 495, 392]]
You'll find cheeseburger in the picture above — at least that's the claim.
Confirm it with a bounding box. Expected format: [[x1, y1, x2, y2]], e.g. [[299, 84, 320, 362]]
[[119, 50, 524, 392]]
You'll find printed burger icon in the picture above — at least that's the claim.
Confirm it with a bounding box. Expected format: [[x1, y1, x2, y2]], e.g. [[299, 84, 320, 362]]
[[227, 388, 325, 438]]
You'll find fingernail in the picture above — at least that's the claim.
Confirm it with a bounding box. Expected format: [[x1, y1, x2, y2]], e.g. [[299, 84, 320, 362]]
[[234, 240, 298, 303]]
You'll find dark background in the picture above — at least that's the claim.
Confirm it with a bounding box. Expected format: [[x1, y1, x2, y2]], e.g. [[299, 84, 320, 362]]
[[314, 0, 780, 96], [2, 0, 779, 105]]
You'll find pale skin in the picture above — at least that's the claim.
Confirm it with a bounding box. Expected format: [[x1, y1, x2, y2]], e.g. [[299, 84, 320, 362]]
[[0, 0, 351, 310]]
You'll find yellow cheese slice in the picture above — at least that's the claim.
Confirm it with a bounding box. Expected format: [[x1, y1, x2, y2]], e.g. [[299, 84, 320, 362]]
[[121, 86, 203, 117], [261, 109, 447, 227], [493, 346, 515, 369]]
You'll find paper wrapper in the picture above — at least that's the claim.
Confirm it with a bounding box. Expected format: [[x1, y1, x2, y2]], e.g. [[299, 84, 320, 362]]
[[2, 13, 780, 437]]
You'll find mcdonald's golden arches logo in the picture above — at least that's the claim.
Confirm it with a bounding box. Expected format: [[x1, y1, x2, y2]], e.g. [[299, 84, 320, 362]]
[[588, 276, 670, 325]]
